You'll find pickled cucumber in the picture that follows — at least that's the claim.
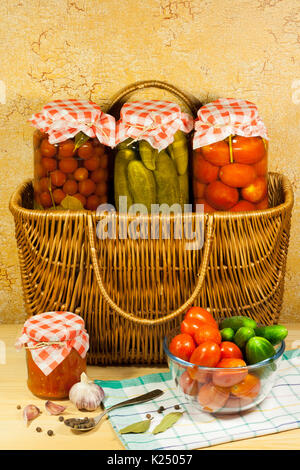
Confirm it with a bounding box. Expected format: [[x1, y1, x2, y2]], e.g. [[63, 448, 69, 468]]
[[168, 130, 189, 175], [114, 149, 135, 211], [178, 172, 189, 207], [139, 140, 156, 171], [127, 160, 156, 213], [154, 151, 180, 207]]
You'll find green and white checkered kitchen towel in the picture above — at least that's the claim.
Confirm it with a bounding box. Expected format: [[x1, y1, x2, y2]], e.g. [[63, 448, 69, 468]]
[[94, 350, 300, 450]]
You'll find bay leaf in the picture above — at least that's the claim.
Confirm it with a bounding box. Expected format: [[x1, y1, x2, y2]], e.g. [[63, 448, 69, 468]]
[[119, 419, 151, 434], [152, 412, 183, 435], [61, 195, 84, 210], [74, 131, 90, 151]]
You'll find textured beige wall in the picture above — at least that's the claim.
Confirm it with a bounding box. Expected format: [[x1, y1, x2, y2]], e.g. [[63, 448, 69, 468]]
[[0, 0, 299, 323]]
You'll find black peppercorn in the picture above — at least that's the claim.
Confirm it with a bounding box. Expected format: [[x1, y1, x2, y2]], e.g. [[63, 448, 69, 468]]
[[16, 405, 21, 410], [146, 413, 151, 419], [174, 404, 180, 410], [58, 416, 64, 422], [157, 406, 165, 413], [36, 427, 42, 433], [47, 430, 54, 436]]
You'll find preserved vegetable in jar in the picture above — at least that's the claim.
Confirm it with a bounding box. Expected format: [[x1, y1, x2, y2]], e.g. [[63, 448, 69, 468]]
[[15, 311, 89, 399], [29, 100, 116, 211], [113, 100, 194, 213], [192, 99, 269, 212]]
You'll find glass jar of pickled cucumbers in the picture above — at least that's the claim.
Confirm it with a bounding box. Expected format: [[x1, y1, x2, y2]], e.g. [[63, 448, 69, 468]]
[[113, 100, 194, 214], [192, 99, 269, 212]]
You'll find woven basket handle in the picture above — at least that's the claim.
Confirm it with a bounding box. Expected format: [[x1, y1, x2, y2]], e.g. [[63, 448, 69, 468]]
[[88, 214, 215, 326], [106, 80, 201, 118]]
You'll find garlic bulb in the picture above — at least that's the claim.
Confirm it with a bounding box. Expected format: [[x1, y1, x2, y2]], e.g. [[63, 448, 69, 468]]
[[69, 372, 104, 411]]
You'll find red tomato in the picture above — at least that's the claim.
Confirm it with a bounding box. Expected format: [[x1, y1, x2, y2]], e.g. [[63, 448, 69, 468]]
[[184, 307, 218, 329], [231, 373, 260, 399], [197, 382, 230, 412], [189, 341, 221, 367], [180, 318, 204, 338], [213, 358, 248, 388], [179, 370, 198, 396], [187, 366, 209, 383], [220, 341, 243, 360], [169, 334, 195, 362], [194, 324, 221, 346]]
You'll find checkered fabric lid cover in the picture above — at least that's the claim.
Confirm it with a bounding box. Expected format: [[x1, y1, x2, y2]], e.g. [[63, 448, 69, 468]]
[[193, 98, 268, 149], [115, 100, 194, 151], [29, 99, 116, 147], [15, 311, 89, 376]]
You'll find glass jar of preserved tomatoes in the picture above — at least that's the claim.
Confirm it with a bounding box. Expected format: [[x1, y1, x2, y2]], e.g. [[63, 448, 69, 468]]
[[192, 99, 269, 212], [30, 100, 116, 211], [16, 311, 89, 399]]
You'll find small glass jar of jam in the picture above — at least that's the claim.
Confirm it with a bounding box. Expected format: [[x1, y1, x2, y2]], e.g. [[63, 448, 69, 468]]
[[29, 100, 116, 211], [16, 311, 89, 399], [192, 99, 269, 212]]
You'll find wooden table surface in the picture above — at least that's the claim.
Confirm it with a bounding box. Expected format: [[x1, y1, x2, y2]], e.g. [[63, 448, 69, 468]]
[[0, 322, 299, 451]]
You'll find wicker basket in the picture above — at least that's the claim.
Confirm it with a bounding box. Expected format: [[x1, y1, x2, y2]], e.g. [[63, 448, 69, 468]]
[[9, 81, 294, 365]]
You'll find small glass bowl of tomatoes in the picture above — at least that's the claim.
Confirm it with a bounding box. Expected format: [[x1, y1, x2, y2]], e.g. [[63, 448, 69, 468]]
[[163, 308, 285, 414]]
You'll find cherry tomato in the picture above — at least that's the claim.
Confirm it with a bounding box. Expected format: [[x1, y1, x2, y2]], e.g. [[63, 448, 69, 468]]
[[180, 317, 204, 338], [91, 168, 108, 183], [197, 382, 230, 412], [42, 157, 57, 172], [95, 182, 107, 197], [184, 307, 218, 329], [78, 179, 96, 197], [63, 179, 78, 195], [200, 141, 230, 166], [84, 155, 101, 171], [74, 167, 89, 182], [78, 141, 94, 159], [220, 341, 243, 360], [50, 170, 67, 187], [189, 341, 221, 367], [169, 334, 195, 362], [59, 157, 78, 174], [58, 139, 75, 158], [231, 373, 260, 399], [39, 191, 52, 208], [52, 188, 66, 205], [86, 195, 102, 211], [40, 138, 57, 158], [194, 324, 221, 346], [179, 370, 198, 396], [213, 358, 248, 388]]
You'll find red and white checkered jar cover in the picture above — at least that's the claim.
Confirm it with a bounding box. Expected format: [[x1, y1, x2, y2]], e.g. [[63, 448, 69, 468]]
[[29, 99, 116, 147], [115, 100, 194, 152], [15, 311, 89, 376], [193, 98, 268, 149]]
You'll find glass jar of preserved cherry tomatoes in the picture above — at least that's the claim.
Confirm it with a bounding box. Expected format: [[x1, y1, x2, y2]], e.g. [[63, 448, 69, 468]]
[[192, 99, 269, 212], [15, 311, 89, 399], [30, 100, 116, 211]]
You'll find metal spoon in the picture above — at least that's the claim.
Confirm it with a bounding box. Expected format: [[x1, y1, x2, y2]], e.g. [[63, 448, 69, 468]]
[[64, 388, 164, 432]]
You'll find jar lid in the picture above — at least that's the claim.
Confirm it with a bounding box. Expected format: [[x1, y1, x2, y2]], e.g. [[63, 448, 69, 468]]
[[29, 99, 116, 147], [115, 100, 193, 151], [15, 311, 89, 376], [193, 98, 268, 149]]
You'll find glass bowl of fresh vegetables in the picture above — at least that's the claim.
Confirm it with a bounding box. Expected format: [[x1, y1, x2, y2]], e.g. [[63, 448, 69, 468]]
[[163, 308, 287, 414]]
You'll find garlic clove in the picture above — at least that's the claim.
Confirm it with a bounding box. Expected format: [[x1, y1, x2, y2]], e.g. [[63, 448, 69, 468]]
[[23, 404, 40, 424], [45, 401, 66, 415]]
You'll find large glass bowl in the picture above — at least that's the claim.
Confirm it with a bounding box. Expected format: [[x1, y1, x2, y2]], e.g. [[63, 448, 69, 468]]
[[163, 327, 285, 414]]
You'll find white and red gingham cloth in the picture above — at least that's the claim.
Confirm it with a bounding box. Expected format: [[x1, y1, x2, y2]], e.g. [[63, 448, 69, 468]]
[[29, 99, 116, 147], [193, 98, 268, 149], [15, 312, 89, 376], [115, 100, 194, 151]]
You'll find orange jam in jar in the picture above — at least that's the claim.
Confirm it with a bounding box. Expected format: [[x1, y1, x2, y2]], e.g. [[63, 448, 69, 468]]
[[16, 311, 89, 399], [26, 347, 86, 399]]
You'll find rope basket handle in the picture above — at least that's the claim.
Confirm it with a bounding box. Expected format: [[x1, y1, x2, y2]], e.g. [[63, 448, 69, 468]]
[[87, 214, 215, 326], [105, 79, 201, 118]]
